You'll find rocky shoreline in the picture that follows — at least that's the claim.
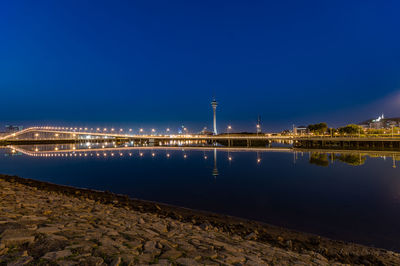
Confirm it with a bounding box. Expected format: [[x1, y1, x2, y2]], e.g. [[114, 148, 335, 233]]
[[0, 174, 399, 265]]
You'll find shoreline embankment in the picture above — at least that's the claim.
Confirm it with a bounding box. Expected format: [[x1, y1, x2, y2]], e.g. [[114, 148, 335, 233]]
[[0, 174, 399, 265]]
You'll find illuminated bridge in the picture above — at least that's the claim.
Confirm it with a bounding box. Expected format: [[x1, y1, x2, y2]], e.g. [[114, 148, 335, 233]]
[[0, 126, 293, 147]]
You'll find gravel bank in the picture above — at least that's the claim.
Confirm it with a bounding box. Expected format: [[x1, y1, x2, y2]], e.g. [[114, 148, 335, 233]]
[[0, 174, 399, 265]]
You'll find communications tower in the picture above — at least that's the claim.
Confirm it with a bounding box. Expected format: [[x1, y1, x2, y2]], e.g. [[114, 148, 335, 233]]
[[211, 98, 218, 135]]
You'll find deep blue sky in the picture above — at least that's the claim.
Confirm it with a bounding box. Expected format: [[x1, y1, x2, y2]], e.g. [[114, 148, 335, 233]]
[[1, 1, 400, 132]]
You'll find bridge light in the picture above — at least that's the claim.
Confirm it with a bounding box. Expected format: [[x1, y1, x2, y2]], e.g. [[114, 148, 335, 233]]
[[140, 128, 143, 133], [111, 128, 115, 132], [120, 128, 123, 132], [129, 129, 132, 132]]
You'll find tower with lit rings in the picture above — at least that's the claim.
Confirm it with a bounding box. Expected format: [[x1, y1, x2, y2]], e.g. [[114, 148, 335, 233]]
[[211, 98, 218, 135]]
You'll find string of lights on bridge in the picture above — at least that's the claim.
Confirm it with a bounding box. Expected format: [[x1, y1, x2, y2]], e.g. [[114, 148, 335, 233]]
[[17, 126, 192, 135]]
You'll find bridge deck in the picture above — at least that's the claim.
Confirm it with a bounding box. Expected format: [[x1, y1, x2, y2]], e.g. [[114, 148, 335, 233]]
[[3, 127, 400, 142]]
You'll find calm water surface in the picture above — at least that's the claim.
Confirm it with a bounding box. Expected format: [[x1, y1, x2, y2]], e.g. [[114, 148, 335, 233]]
[[1, 144, 400, 251]]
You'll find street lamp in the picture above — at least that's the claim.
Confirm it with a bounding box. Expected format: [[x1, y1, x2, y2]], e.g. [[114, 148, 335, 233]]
[[256, 124, 260, 136], [151, 128, 156, 135]]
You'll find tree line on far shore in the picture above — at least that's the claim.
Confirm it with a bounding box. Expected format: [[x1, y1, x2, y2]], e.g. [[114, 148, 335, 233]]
[[303, 123, 399, 136]]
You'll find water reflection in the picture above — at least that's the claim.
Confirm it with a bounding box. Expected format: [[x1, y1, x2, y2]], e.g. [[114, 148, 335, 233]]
[[213, 148, 218, 177], [6, 144, 400, 171], [1, 144, 400, 251]]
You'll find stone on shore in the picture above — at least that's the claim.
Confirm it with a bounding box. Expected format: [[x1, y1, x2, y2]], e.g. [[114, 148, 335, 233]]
[[42, 249, 72, 260], [0, 229, 35, 247]]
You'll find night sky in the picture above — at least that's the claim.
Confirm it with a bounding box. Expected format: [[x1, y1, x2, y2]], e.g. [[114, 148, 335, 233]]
[[1, 1, 400, 132]]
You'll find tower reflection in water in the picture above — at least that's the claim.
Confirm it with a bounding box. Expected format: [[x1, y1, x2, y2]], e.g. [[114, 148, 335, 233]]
[[212, 148, 218, 177]]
